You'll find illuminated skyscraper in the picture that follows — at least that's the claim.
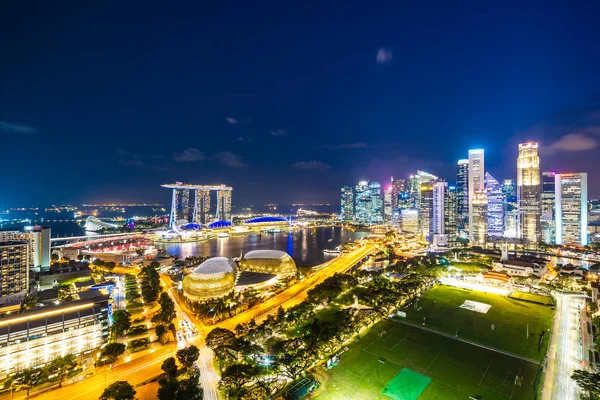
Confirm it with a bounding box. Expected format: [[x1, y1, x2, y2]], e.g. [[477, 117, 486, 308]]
[[354, 181, 371, 223], [555, 173, 588, 245], [400, 209, 419, 233], [340, 185, 354, 220], [384, 185, 393, 222], [431, 181, 446, 246], [471, 190, 488, 245], [0, 241, 29, 299], [419, 182, 434, 242], [456, 159, 469, 237], [193, 190, 211, 224], [502, 179, 517, 238], [176, 189, 191, 222], [390, 177, 406, 211], [485, 173, 503, 237], [445, 186, 458, 247], [216, 189, 232, 221], [468, 149, 485, 243], [369, 181, 383, 223], [517, 142, 541, 243], [541, 172, 556, 244]]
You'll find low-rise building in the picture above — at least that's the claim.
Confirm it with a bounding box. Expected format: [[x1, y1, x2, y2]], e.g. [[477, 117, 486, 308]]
[[0, 293, 110, 377], [491, 258, 548, 277]]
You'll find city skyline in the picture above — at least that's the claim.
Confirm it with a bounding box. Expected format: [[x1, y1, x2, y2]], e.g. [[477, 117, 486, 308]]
[[2, 2, 600, 206]]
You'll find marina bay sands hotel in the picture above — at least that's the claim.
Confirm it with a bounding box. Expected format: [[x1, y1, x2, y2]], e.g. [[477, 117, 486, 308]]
[[162, 182, 232, 228]]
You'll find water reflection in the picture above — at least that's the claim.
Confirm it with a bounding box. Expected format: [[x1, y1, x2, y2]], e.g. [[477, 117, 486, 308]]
[[156, 227, 367, 266]]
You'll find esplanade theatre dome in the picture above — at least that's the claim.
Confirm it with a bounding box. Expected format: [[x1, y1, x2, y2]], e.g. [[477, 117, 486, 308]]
[[182, 257, 238, 301], [238, 250, 296, 277]]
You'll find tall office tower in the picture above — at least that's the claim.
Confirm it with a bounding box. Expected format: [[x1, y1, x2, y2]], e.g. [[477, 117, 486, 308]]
[[174, 189, 191, 222], [430, 181, 456, 247], [485, 173, 504, 237], [0, 241, 29, 300], [383, 185, 393, 222], [541, 172, 556, 244], [419, 182, 434, 242], [193, 189, 211, 224], [215, 190, 232, 221], [340, 185, 354, 220], [400, 209, 419, 233], [397, 192, 412, 211], [517, 142, 541, 243], [354, 181, 371, 223], [32, 225, 51, 272], [471, 190, 488, 245], [390, 177, 406, 211], [445, 186, 458, 247], [456, 159, 469, 237], [468, 149, 485, 243], [408, 175, 419, 209], [502, 179, 518, 237], [555, 173, 588, 245], [369, 181, 383, 223]]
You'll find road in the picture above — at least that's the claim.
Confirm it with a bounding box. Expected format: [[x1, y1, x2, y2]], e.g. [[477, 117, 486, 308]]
[[544, 293, 586, 400], [214, 243, 374, 331], [8, 344, 177, 400]]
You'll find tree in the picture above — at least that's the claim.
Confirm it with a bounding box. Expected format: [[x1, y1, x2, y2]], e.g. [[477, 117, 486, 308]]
[[278, 349, 314, 381], [571, 370, 600, 399], [46, 354, 78, 387], [177, 369, 203, 400], [220, 364, 259, 398], [157, 378, 178, 400], [51, 253, 59, 262], [158, 292, 176, 325], [99, 381, 136, 400], [176, 345, 200, 370], [99, 342, 126, 365], [7, 367, 46, 397], [111, 310, 132, 339], [205, 328, 235, 349], [161, 357, 178, 381], [155, 324, 169, 344], [77, 254, 84, 261]]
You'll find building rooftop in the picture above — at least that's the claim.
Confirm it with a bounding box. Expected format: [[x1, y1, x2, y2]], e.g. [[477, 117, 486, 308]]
[[191, 257, 237, 275], [243, 250, 289, 260]]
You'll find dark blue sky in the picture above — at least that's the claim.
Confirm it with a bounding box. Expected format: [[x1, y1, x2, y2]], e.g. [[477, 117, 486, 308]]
[[1, 1, 600, 206]]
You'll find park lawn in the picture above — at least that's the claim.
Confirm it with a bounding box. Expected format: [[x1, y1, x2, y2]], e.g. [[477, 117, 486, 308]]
[[450, 262, 491, 273], [508, 291, 554, 306], [316, 319, 540, 400], [402, 285, 554, 360]]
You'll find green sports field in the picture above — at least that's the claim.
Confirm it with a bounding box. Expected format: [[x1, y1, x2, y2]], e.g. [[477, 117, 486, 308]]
[[508, 291, 554, 306], [403, 285, 554, 360], [316, 320, 540, 400]]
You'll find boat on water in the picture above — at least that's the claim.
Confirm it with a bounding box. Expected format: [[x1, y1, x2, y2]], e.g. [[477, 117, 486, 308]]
[[265, 228, 282, 233], [323, 246, 342, 255], [217, 232, 230, 238], [327, 238, 333, 242]]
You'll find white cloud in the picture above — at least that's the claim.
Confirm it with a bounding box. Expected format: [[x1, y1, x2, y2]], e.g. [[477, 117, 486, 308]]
[[0, 120, 39, 134], [270, 129, 288, 137], [291, 161, 331, 170], [225, 117, 238, 125], [173, 148, 206, 162], [376, 48, 393, 64], [215, 151, 247, 168], [543, 133, 598, 155]]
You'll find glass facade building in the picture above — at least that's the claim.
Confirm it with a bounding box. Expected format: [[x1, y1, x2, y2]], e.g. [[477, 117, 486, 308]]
[[555, 173, 588, 245], [485, 172, 504, 237], [340, 185, 354, 220], [502, 179, 518, 238], [0, 242, 29, 299], [541, 172, 556, 244], [456, 159, 469, 237], [468, 149, 485, 243], [517, 142, 541, 243]]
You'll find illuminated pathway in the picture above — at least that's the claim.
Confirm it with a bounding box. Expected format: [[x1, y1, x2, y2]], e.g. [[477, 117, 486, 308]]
[[544, 293, 586, 400]]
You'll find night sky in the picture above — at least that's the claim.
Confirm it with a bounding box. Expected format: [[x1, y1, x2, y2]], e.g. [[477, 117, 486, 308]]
[[2, 1, 600, 206]]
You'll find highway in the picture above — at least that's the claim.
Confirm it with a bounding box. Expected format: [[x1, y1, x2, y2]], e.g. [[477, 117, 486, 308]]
[[544, 293, 586, 400]]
